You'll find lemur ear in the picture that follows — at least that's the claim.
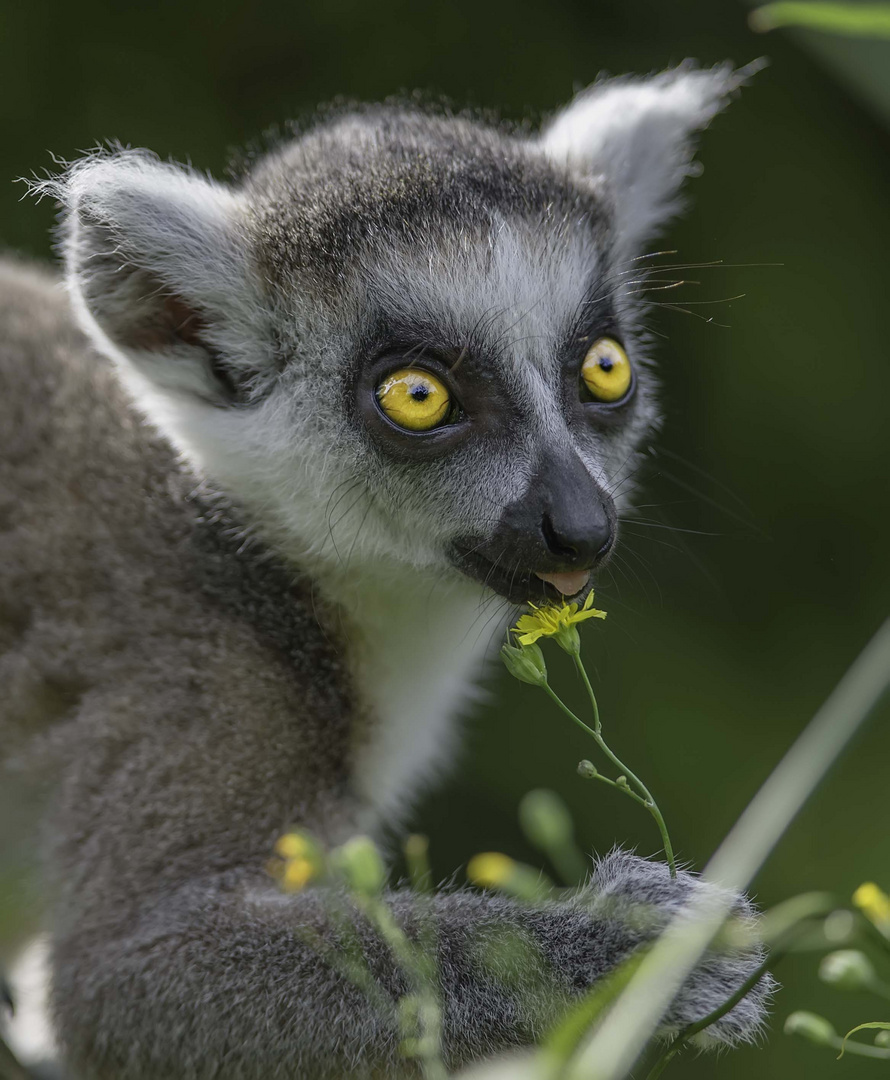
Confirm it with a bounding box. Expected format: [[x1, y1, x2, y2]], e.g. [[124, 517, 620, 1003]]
[[540, 64, 750, 251], [48, 152, 266, 403]]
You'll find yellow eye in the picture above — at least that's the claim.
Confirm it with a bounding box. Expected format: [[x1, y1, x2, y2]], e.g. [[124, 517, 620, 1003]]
[[581, 338, 633, 403], [376, 368, 452, 431]]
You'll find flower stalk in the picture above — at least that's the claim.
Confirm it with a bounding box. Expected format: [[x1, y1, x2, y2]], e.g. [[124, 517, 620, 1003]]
[[503, 593, 677, 878]]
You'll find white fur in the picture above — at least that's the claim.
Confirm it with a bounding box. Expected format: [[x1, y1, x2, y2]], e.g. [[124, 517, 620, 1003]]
[[330, 561, 498, 827], [53, 153, 272, 400], [541, 65, 741, 251], [62, 153, 248, 300], [1, 935, 56, 1066]]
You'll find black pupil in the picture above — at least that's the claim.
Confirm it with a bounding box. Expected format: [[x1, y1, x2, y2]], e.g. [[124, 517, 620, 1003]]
[[598, 357, 614, 373], [411, 384, 430, 402]]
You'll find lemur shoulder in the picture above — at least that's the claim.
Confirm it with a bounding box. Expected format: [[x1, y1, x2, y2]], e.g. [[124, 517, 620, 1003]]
[[0, 64, 773, 1078]]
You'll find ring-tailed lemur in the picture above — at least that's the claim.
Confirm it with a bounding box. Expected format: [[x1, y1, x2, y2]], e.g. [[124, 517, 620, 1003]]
[[0, 64, 772, 1078]]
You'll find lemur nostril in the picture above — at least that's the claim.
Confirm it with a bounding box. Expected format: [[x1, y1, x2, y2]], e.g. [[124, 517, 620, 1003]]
[[541, 513, 578, 559]]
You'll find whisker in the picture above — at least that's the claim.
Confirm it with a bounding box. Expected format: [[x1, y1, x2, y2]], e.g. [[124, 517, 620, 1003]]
[[654, 447, 759, 516], [652, 293, 746, 306], [651, 303, 731, 327], [621, 518, 723, 538], [610, 542, 663, 607], [618, 529, 686, 555], [344, 490, 376, 569]]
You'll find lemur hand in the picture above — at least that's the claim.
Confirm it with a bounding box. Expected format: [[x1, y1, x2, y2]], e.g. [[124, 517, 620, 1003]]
[[588, 851, 774, 1046]]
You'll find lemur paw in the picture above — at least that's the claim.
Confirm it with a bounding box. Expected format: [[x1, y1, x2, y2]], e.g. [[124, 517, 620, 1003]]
[[589, 850, 775, 1047]]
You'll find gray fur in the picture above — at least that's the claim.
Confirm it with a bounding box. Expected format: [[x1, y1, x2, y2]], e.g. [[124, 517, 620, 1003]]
[[2, 68, 771, 1079]]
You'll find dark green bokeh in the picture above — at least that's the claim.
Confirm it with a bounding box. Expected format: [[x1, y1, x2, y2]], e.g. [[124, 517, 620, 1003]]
[[2, 1, 889, 1075]]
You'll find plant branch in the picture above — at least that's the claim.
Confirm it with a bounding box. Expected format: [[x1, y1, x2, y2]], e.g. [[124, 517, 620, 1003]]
[[540, 659, 677, 877], [567, 618, 890, 1080]]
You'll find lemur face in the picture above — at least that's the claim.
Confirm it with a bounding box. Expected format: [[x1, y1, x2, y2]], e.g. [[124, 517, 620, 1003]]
[[51, 67, 741, 602], [251, 145, 658, 604]]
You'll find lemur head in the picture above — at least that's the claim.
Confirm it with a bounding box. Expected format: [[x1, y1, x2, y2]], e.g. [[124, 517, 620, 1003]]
[[48, 64, 744, 605]]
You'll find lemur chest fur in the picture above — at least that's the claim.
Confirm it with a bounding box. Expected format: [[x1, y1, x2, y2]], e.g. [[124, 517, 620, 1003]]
[[320, 562, 496, 830]]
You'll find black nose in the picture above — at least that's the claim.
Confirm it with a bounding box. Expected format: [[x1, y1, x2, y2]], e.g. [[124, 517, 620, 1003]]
[[489, 452, 616, 571], [541, 508, 612, 565]]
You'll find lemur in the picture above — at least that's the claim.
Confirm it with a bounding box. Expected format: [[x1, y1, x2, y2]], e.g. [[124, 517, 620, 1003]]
[[0, 64, 772, 1078]]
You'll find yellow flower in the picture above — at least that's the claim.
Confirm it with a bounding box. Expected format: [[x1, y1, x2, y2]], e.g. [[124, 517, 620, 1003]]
[[282, 856, 316, 892], [512, 592, 607, 651], [274, 832, 313, 860], [467, 852, 517, 889], [270, 830, 323, 893], [853, 882, 890, 934]]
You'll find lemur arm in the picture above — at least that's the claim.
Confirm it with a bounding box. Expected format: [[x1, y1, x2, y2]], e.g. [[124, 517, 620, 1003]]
[[51, 852, 770, 1078]]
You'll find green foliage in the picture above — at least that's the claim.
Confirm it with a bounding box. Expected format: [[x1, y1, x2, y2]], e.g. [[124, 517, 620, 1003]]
[[839, 1023, 890, 1060], [785, 885, 890, 1063], [751, 3, 890, 37]]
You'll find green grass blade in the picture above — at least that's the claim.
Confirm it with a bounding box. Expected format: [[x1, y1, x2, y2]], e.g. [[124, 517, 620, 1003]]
[[751, 2, 890, 37]]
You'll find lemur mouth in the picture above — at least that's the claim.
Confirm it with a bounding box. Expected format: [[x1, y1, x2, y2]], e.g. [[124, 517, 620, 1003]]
[[450, 546, 594, 606], [534, 570, 590, 596]]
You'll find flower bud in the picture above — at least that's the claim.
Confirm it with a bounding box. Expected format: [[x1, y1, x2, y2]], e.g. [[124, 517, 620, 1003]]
[[467, 852, 516, 889], [875, 1030, 890, 1048], [333, 836, 387, 896], [404, 834, 428, 862], [784, 1011, 837, 1046], [404, 833, 431, 891], [577, 759, 598, 779], [500, 642, 548, 686], [553, 624, 581, 656], [823, 909, 856, 945], [519, 789, 574, 852], [818, 949, 876, 991], [467, 852, 545, 901], [853, 882, 890, 935]]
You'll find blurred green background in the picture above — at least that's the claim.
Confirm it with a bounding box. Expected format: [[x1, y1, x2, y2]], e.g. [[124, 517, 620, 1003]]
[[2, 0, 889, 1076]]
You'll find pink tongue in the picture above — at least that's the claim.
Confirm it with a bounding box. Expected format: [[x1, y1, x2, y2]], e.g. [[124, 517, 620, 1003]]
[[534, 570, 590, 596]]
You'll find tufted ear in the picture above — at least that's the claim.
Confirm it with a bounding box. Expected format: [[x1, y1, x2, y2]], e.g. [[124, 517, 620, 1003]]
[[43, 151, 270, 403], [540, 64, 751, 252]]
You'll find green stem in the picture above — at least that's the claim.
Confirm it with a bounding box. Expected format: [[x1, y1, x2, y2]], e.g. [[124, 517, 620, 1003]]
[[541, 681, 598, 741], [358, 897, 447, 1080], [645, 952, 777, 1078], [643, 1044, 679, 1080], [833, 1036, 890, 1060], [644, 912, 833, 1079], [592, 771, 650, 808], [569, 621, 890, 1080], [541, 679, 676, 877], [567, 656, 677, 878]]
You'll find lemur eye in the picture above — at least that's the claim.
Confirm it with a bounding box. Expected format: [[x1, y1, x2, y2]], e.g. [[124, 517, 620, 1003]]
[[376, 368, 452, 431], [581, 338, 633, 403]]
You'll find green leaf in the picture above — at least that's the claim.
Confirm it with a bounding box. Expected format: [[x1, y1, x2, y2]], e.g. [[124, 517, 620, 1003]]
[[838, 1022, 890, 1059], [751, 3, 890, 38]]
